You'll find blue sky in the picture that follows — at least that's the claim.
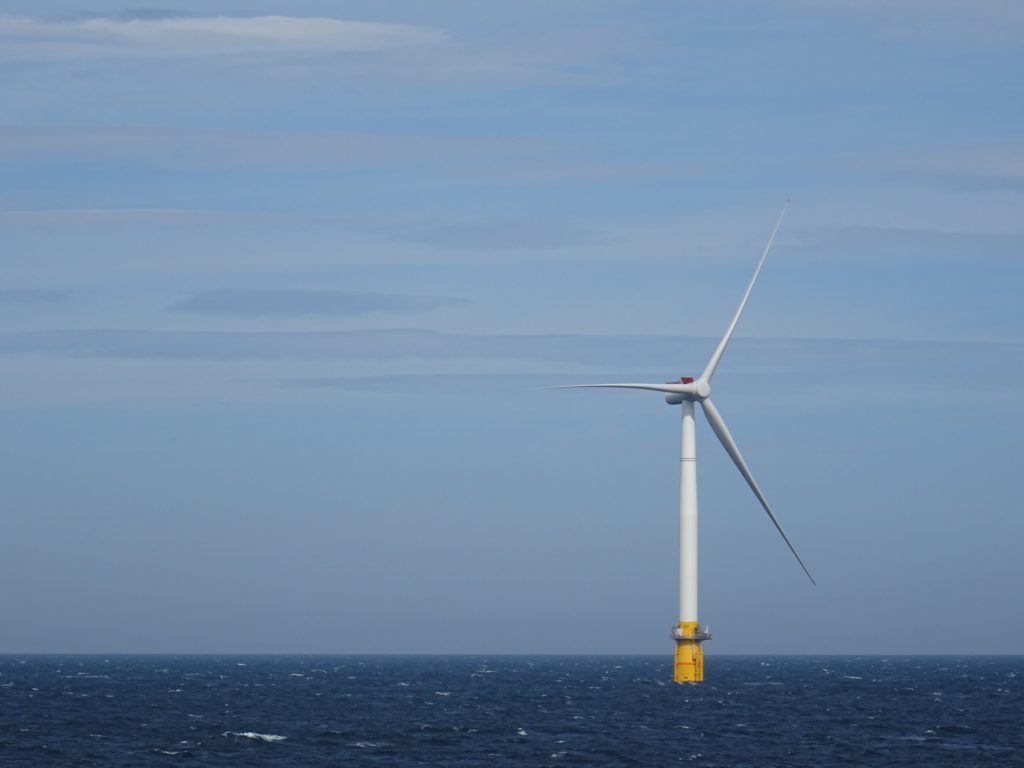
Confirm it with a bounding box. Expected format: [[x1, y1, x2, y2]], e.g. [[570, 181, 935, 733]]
[[0, 1, 1022, 654]]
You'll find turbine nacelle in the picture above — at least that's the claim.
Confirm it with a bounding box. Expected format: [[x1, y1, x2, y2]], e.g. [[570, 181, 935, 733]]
[[664, 377, 710, 405]]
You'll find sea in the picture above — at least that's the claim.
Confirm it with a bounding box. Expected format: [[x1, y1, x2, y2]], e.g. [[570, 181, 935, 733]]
[[0, 655, 1020, 766]]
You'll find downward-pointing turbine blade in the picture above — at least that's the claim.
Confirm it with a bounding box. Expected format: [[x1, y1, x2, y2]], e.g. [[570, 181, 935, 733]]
[[700, 398, 816, 585], [701, 200, 790, 383]]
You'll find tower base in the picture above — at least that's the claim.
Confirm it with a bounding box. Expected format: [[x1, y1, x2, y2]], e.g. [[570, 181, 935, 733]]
[[672, 621, 710, 683]]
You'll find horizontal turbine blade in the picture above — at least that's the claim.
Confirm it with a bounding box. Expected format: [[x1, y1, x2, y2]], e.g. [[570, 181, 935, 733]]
[[701, 199, 789, 383], [700, 397, 815, 585], [538, 382, 698, 395]]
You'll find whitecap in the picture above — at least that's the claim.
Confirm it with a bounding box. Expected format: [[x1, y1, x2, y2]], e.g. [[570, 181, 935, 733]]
[[517, 728, 528, 736], [223, 731, 286, 743], [434, 691, 452, 696], [842, 675, 863, 680], [352, 741, 379, 748]]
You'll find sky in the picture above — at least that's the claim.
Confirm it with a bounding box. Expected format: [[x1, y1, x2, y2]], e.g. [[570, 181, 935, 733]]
[[1, 1, 1022, 655]]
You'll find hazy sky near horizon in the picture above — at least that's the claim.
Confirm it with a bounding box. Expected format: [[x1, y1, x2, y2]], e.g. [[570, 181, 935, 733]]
[[1, 1, 1023, 655]]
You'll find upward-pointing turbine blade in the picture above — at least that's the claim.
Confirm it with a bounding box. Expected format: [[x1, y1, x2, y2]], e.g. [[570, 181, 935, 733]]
[[700, 200, 790, 383], [700, 397, 816, 585]]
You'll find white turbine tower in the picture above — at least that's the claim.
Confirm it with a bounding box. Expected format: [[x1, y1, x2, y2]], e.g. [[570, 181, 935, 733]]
[[550, 200, 813, 683]]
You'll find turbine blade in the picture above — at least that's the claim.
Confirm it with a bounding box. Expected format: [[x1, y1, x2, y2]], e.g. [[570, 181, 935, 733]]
[[700, 397, 815, 585], [537, 383, 692, 394], [701, 200, 790, 383]]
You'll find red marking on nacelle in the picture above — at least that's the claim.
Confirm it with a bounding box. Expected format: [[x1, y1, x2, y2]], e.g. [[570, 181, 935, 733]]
[[681, 377, 695, 384]]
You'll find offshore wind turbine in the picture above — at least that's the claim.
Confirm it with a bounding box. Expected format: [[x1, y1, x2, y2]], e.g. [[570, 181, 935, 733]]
[[549, 200, 813, 683]]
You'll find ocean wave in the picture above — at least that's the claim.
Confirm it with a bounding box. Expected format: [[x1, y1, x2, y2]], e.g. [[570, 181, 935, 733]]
[[317, 729, 355, 741]]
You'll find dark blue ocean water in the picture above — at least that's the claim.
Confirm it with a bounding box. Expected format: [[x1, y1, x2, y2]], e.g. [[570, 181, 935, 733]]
[[0, 655, 1020, 766]]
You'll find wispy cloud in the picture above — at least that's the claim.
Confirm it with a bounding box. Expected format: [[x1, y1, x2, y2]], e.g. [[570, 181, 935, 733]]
[[0, 328, 648, 363], [0, 330, 1018, 408], [0, 289, 66, 305], [0, 15, 447, 60], [167, 289, 466, 318], [0, 126, 545, 173], [278, 373, 559, 396], [0, 125, 671, 187], [878, 142, 1024, 193], [781, 0, 1024, 45], [391, 219, 599, 251], [791, 225, 1024, 261], [270, 339, 1024, 405], [0, 329, 1016, 377]]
